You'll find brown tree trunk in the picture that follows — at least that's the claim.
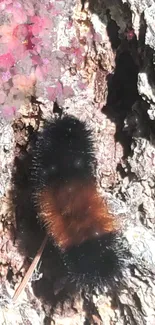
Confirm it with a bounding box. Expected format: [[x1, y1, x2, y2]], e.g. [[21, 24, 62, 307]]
[[1, 0, 155, 324]]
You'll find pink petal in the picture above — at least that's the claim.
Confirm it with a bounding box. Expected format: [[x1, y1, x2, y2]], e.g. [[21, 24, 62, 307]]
[[30, 16, 51, 36], [0, 91, 6, 104], [56, 81, 63, 97], [63, 86, 74, 98], [66, 21, 73, 29], [31, 37, 42, 45], [77, 81, 88, 90], [1, 70, 12, 82], [13, 24, 34, 51], [47, 86, 58, 101], [6, 6, 27, 24], [11, 42, 26, 60], [13, 24, 29, 41], [42, 58, 50, 64], [12, 74, 36, 92], [2, 106, 16, 119], [31, 55, 42, 65], [31, 23, 42, 36], [25, 35, 35, 50], [30, 16, 42, 24], [14, 2, 22, 8], [47, 82, 63, 101], [0, 53, 15, 69], [0, 0, 12, 10], [40, 64, 51, 77], [35, 66, 44, 81]]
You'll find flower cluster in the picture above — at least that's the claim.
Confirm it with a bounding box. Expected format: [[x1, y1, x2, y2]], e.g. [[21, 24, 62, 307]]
[[0, 0, 92, 119]]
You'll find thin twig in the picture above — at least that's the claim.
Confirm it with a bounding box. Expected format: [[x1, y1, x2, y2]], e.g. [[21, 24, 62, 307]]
[[12, 235, 48, 303]]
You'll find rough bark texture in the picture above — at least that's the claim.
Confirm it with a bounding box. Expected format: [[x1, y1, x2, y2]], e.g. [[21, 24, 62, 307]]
[[1, 0, 155, 324]]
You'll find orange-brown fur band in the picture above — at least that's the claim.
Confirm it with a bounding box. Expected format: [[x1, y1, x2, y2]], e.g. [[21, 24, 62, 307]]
[[38, 179, 116, 250]]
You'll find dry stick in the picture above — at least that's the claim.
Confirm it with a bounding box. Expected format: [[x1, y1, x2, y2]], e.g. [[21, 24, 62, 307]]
[[12, 235, 48, 303]]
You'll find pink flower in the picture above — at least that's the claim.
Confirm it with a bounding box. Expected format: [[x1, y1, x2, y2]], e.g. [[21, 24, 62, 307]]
[[6, 4, 27, 24], [63, 86, 74, 98], [1, 105, 16, 119], [47, 87, 58, 102], [13, 24, 34, 50], [30, 15, 51, 36], [35, 63, 52, 81], [0, 21, 38, 58], [47, 82, 74, 102], [31, 36, 42, 52], [0, 53, 15, 69], [13, 24, 29, 41], [0, 0, 12, 11], [47, 81, 63, 101], [31, 55, 42, 65], [0, 24, 26, 57], [1, 70, 12, 82], [42, 58, 49, 64], [125, 28, 135, 41], [77, 81, 88, 90], [12, 73, 36, 93], [35, 66, 44, 81], [60, 38, 85, 68], [0, 24, 16, 42]]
